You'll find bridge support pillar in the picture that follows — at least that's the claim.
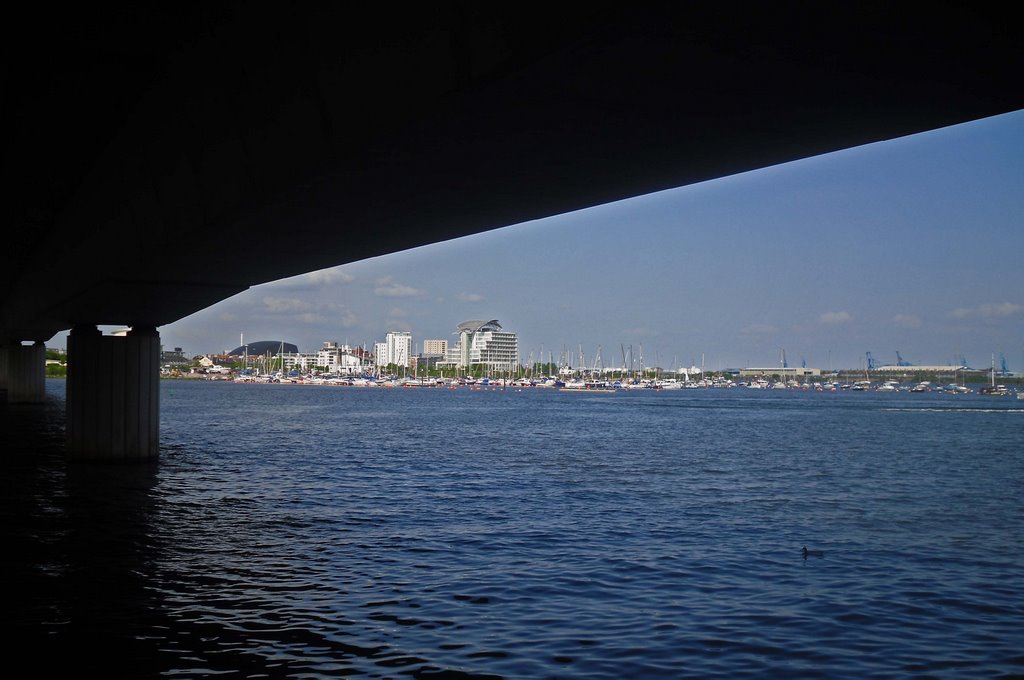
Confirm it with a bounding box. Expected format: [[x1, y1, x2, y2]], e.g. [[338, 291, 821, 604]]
[[67, 324, 161, 460], [0, 344, 6, 396], [4, 341, 47, 404]]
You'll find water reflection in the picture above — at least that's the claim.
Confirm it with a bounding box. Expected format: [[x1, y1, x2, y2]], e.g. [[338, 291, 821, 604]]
[[2, 390, 163, 676]]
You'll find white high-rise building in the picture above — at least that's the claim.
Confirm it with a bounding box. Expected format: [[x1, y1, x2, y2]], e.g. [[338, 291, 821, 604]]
[[380, 331, 413, 368], [374, 342, 387, 368], [387, 331, 412, 367], [442, 320, 519, 371]]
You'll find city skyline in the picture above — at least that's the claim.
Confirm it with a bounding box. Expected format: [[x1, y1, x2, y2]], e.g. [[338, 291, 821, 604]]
[[55, 109, 1023, 371]]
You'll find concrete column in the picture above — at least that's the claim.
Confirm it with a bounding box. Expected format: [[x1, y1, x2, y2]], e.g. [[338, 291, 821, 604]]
[[67, 324, 161, 460], [0, 344, 7, 396], [6, 340, 47, 404]]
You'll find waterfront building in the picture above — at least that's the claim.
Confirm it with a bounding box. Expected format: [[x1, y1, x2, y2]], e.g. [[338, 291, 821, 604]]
[[274, 342, 372, 375], [440, 319, 519, 372], [416, 353, 443, 371], [872, 364, 966, 373], [160, 346, 190, 366], [385, 331, 413, 368], [739, 366, 822, 378], [422, 339, 448, 356], [374, 342, 388, 369], [316, 341, 369, 374], [419, 339, 448, 373]]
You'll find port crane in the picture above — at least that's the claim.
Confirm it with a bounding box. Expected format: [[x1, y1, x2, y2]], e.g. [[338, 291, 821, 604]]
[[896, 351, 913, 366], [866, 351, 877, 370]]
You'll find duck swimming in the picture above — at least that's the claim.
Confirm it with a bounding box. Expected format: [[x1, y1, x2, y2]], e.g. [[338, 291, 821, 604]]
[[802, 546, 825, 558]]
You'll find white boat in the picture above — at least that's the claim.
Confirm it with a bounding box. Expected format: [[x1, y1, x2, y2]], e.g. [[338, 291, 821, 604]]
[[621, 380, 649, 389], [979, 354, 1012, 395]]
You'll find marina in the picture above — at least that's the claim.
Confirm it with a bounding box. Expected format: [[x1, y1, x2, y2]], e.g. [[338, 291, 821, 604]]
[[216, 371, 1021, 397]]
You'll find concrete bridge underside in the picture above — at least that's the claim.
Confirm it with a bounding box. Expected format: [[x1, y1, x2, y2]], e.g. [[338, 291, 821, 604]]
[[4, 3, 1023, 458]]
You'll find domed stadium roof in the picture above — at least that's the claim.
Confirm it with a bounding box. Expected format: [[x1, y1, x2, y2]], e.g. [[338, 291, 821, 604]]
[[227, 340, 297, 356]]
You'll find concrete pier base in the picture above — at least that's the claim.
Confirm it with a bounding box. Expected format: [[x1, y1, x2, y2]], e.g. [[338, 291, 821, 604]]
[[4, 341, 47, 404], [67, 325, 160, 460]]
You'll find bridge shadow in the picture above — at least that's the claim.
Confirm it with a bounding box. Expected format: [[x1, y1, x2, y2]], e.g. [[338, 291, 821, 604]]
[[1, 386, 167, 676]]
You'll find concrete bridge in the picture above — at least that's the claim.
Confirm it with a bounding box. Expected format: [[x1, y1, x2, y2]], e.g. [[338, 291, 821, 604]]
[[4, 3, 1022, 458]]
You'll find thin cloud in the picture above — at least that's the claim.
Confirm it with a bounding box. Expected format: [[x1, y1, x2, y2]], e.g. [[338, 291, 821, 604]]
[[256, 297, 357, 330], [305, 268, 355, 286], [267, 266, 354, 290], [949, 302, 1022, 319], [818, 311, 852, 324], [261, 297, 313, 313], [458, 292, 485, 302], [741, 323, 778, 335], [892, 314, 922, 329], [374, 276, 423, 298]]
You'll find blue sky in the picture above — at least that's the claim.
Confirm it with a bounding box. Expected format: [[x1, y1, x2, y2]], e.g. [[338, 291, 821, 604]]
[[150, 109, 1023, 371]]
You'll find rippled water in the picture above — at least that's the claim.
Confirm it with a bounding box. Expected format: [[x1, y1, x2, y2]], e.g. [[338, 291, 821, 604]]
[[3, 379, 1023, 678]]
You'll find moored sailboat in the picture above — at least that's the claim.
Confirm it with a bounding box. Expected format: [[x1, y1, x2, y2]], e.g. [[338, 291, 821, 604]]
[[979, 354, 1011, 395]]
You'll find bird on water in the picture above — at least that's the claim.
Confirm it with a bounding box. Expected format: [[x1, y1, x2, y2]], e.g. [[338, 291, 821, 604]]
[[802, 546, 825, 559]]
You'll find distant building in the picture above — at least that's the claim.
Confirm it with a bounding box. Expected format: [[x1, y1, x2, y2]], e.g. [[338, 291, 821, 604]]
[[739, 366, 821, 378], [371, 333, 413, 369], [441, 319, 519, 371], [419, 339, 448, 372], [416, 354, 442, 371], [422, 339, 448, 356], [386, 331, 413, 368], [274, 342, 373, 374], [161, 346, 190, 366], [871, 365, 965, 373], [314, 341, 370, 374]]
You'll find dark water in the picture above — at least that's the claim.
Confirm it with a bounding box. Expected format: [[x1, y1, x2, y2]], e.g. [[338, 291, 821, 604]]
[[3, 379, 1023, 678]]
